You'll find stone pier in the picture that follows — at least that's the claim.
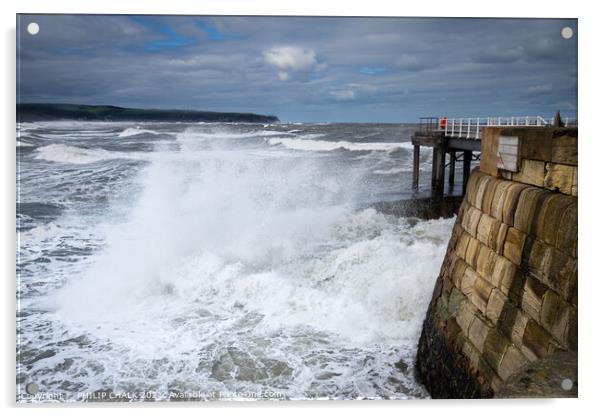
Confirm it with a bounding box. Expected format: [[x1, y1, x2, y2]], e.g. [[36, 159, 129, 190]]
[[415, 126, 577, 398]]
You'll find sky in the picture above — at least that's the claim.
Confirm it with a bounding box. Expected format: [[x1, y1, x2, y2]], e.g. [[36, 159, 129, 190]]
[[16, 15, 577, 122]]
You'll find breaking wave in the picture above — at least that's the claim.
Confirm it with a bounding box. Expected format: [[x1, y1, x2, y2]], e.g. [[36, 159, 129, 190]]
[[268, 138, 412, 152], [118, 127, 161, 137], [35, 144, 131, 164]]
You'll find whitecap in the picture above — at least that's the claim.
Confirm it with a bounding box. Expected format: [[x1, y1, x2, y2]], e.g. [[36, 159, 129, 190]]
[[118, 127, 160, 137], [35, 144, 127, 164], [268, 137, 410, 152]]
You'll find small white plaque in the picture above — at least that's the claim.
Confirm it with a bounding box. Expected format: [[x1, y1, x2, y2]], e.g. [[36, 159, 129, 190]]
[[496, 136, 520, 172]]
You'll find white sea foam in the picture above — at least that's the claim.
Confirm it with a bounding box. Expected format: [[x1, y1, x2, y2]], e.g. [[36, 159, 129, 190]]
[[268, 137, 410, 152], [373, 167, 407, 175], [16, 141, 34, 147], [196, 129, 290, 140], [35, 144, 130, 164], [118, 127, 160, 137]]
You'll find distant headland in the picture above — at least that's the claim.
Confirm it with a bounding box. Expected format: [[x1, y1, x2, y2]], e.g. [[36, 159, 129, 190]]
[[17, 103, 279, 124]]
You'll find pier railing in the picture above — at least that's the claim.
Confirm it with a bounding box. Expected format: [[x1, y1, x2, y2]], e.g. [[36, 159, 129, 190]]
[[419, 116, 578, 140]]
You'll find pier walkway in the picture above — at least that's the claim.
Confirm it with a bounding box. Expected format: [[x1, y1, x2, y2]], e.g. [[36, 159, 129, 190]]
[[411, 115, 577, 197]]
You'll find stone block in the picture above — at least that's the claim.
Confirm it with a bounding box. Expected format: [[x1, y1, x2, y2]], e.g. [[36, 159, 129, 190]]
[[482, 329, 510, 374], [571, 167, 578, 196], [539, 195, 575, 246], [456, 299, 478, 334], [467, 172, 486, 206], [503, 227, 526, 265], [448, 287, 466, 317], [502, 183, 528, 226], [494, 223, 509, 254], [462, 206, 482, 237], [503, 271, 527, 305], [497, 345, 530, 381], [486, 289, 507, 324], [468, 315, 492, 352], [490, 181, 513, 221], [556, 202, 577, 257], [540, 290, 571, 347], [472, 276, 495, 314], [512, 159, 546, 187], [546, 250, 577, 300], [522, 275, 547, 321], [551, 133, 578, 166], [451, 258, 468, 288], [465, 237, 481, 269], [522, 320, 553, 359], [497, 305, 529, 348], [482, 178, 499, 215], [510, 310, 530, 347], [457, 199, 470, 219], [544, 163, 576, 195], [460, 266, 479, 297], [455, 231, 471, 260], [513, 187, 547, 234], [476, 214, 501, 247], [476, 246, 495, 278], [516, 128, 553, 162], [525, 238, 552, 281], [475, 175, 494, 211], [494, 256, 517, 294]]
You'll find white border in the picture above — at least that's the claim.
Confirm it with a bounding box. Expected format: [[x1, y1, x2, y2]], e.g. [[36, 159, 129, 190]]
[[2, 1, 600, 415]]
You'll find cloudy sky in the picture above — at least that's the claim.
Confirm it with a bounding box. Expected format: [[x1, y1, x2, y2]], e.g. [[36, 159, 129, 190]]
[[17, 15, 577, 122]]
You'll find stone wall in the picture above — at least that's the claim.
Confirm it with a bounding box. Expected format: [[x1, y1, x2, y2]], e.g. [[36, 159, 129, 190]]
[[415, 127, 577, 398]]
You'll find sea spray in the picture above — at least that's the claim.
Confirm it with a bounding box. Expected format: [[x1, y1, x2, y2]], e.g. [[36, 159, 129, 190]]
[[18, 121, 452, 400]]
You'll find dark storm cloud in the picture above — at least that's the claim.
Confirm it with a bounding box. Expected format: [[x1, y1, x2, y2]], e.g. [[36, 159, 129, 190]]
[[17, 15, 577, 122]]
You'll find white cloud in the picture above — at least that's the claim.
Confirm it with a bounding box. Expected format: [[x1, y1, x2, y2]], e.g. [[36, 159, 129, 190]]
[[395, 54, 424, 70], [263, 46, 319, 81], [277, 71, 290, 81], [330, 89, 355, 101]]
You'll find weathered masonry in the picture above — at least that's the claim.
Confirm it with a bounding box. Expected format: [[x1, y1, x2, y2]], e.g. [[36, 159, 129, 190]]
[[415, 126, 577, 398]]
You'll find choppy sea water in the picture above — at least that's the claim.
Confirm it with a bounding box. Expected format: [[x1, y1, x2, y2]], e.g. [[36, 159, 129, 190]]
[[16, 121, 454, 402]]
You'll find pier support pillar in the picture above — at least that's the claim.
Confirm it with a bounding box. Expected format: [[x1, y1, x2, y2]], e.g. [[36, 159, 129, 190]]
[[412, 145, 420, 190], [431, 148, 438, 187], [462, 150, 472, 194], [449, 152, 456, 188], [433, 147, 445, 198]]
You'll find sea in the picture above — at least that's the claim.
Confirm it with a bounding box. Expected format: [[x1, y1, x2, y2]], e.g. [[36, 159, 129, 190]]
[[16, 121, 456, 402]]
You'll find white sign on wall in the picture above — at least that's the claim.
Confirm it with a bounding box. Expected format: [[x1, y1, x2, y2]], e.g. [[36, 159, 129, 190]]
[[496, 136, 520, 172]]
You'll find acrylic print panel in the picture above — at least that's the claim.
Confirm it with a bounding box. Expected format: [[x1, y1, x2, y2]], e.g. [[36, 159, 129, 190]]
[[16, 14, 577, 402]]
